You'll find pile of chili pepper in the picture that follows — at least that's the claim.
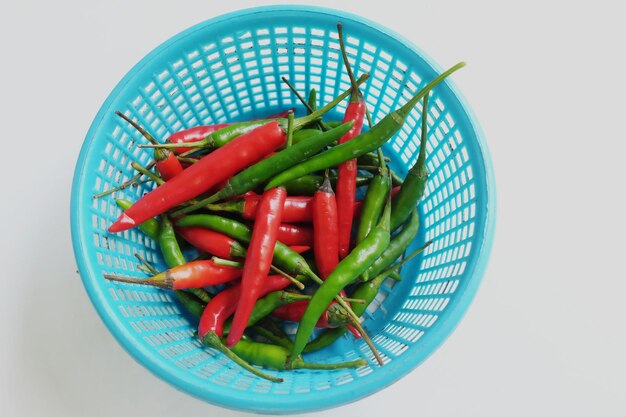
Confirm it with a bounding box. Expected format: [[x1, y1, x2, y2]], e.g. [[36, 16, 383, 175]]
[[101, 23, 463, 381]]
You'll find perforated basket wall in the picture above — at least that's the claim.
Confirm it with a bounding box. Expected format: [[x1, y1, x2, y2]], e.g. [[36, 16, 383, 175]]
[[71, 6, 495, 414]]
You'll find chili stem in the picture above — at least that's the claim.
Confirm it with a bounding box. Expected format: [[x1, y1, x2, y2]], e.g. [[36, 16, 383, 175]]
[[135, 253, 158, 275], [115, 111, 159, 145], [131, 162, 164, 186], [202, 331, 283, 383], [269, 265, 306, 290], [136, 265, 153, 274], [337, 23, 362, 101], [281, 77, 327, 131], [131, 179, 152, 188], [376, 148, 386, 170], [93, 161, 156, 198], [286, 111, 294, 148]]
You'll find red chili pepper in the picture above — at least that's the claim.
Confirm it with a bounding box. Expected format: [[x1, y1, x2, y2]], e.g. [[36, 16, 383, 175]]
[[207, 193, 313, 223], [336, 25, 367, 258], [166, 109, 294, 154], [313, 176, 339, 279], [104, 260, 242, 290], [277, 223, 313, 246], [108, 121, 286, 233], [198, 275, 289, 338], [226, 187, 287, 347], [177, 227, 247, 259], [288, 245, 311, 254]]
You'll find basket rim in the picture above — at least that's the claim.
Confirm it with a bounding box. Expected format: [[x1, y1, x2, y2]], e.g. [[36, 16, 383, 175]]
[[71, 4, 496, 414]]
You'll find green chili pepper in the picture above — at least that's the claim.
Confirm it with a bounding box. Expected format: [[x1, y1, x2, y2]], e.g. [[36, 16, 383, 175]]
[[187, 288, 211, 304], [265, 63, 464, 190], [177, 122, 354, 212], [355, 168, 391, 245], [390, 94, 431, 230], [307, 88, 317, 114], [281, 174, 371, 196], [175, 290, 206, 319], [158, 214, 186, 268], [226, 338, 366, 371], [361, 209, 419, 282], [290, 195, 393, 363], [115, 199, 159, 240]]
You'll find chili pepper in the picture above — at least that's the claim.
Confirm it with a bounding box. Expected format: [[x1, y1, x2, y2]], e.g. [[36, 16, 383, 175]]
[[361, 209, 419, 282], [277, 223, 313, 246], [175, 290, 207, 319], [355, 165, 391, 245], [304, 240, 432, 353], [227, 338, 366, 371], [227, 187, 287, 347], [307, 88, 317, 114], [173, 122, 352, 216], [187, 288, 212, 304], [108, 121, 287, 233], [391, 94, 430, 231], [104, 259, 242, 289], [156, 214, 186, 267], [281, 174, 372, 196], [289, 193, 393, 365], [288, 245, 311, 254], [206, 194, 312, 223], [177, 226, 247, 259], [115, 200, 159, 240], [141, 75, 369, 152], [313, 175, 339, 279], [252, 317, 294, 350], [198, 275, 291, 339], [264, 63, 465, 190], [115, 111, 184, 181], [335, 23, 368, 259]]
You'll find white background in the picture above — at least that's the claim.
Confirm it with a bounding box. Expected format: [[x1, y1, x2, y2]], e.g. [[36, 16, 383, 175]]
[[1, 1, 625, 416]]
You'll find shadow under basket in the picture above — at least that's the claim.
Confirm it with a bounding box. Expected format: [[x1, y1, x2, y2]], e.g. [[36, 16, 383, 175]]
[[71, 5, 495, 414]]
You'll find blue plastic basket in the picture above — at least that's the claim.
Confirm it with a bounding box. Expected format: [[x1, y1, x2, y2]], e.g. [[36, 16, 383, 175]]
[[71, 5, 495, 414]]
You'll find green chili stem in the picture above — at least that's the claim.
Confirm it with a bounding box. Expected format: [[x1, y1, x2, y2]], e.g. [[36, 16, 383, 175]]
[[281, 77, 328, 131], [286, 111, 295, 148], [134, 253, 158, 275], [93, 161, 156, 199], [202, 332, 283, 383], [131, 162, 164, 186], [115, 111, 159, 145], [337, 22, 362, 102], [252, 325, 293, 350], [131, 179, 152, 187], [376, 148, 386, 170], [136, 265, 153, 274], [211, 257, 242, 268]]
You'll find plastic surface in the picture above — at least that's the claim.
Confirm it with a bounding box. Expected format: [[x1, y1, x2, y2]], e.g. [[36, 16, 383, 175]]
[[71, 5, 495, 414]]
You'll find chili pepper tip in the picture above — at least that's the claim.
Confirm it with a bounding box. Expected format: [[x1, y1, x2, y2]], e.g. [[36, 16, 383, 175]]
[[109, 212, 136, 232]]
